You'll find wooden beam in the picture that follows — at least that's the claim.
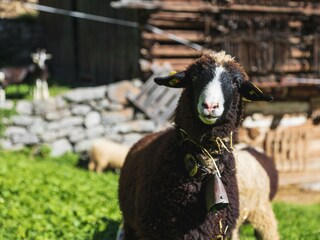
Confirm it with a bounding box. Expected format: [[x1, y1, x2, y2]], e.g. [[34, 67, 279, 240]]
[[279, 171, 320, 185], [112, 1, 320, 16], [150, 45, 202, 57], [148, 19, 204, 29], [153, 58, 196, 71], [245, 101, 310, 115], [142, 30, 205, 42]]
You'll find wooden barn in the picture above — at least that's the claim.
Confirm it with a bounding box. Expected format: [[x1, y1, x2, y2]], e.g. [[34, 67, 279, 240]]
[[38, 0, 140, 85], [31, 0, 320, 183], [112, 0, 320, 184]]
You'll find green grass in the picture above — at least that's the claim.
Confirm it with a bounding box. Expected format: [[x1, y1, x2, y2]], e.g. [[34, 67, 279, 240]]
[[0, 149, 121, 240], [5, 82, 70, 100], [0, 149, 319, 239], [240, 202, 320, 239], [0, 108, 16, 137]]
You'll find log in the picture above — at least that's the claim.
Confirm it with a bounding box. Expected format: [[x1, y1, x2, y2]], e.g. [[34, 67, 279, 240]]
[[278, 59, 311, 72], [245, 101, 310, 115], [142, 30, 205, 42], [150, 12, 203, 22], [148, 19, 204, 29], [290, 48, 311, 58], [150, 45, 202, 57], [153, 58, 197, 71]]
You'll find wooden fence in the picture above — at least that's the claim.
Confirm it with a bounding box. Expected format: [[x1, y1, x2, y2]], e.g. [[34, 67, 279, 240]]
[[265, 122, 320, 173], [39, 0, 140, 86]]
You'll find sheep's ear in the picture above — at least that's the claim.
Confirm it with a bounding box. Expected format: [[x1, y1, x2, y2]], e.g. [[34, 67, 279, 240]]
[[239, 81, 273, 102], [154, 71, 187, 88]]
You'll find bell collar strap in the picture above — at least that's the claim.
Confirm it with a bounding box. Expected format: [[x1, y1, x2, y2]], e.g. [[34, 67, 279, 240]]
[[177, 128, 235, 179], [177, 127, 236, 213]]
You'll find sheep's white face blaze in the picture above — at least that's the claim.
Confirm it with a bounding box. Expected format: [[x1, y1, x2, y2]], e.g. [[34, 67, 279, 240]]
[[196, 66, 226, 125]]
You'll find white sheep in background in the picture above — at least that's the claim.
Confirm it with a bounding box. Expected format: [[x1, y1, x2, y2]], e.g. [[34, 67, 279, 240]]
[[0, 49, 51, 101], [0, 72, 5, 104], [31, 49, 51, 101], [88, 138, 129, 173]]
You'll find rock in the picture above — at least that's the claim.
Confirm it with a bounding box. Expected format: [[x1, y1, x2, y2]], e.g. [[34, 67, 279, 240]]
[[0, 100, 14, 110], [45, 109, 71, 121], [1, 117, 11, 125], [85, 125, 104, 139], [71, 104, 92, 115], [0, 138, 12, 149], [54, 96, 68, 109], [107, 80, 140, 105], [122, 133, 145, 146], [15, 100, 32, 115], [300, 182, 320, 192], [40, 128, 72, 142], [107, 102, 124, 111], [111, 120, 156, 134], [0, 139, 23, 150], [47, 116, 84, 130], [64, 86, 107, 103], [12, 133, 39, 145], [84, 111, 101, 128], [50, 138, 73, 157], [28, 119, 47, 134], [103, 133, 123, 143], [40, 131, 60, 142], [135, 112, 148, 120], [102, 108, 134, 125], [60, 116, 84, 128], [74, 139, 93, 153], [4, 126, 27, 137], [33, 99, 58, 115], [11, 115, 38, 127], [68, 128, 86, 143], [95, 99, 111, 110]]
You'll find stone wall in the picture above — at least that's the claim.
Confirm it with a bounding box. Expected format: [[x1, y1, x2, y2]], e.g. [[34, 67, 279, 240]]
[[0, 80, 158, 156]]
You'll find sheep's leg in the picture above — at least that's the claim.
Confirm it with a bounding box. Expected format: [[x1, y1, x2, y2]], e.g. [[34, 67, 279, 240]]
[[231, 208, 249, 240], [88, 160, 96, 171], [247, 203, 279, 240], [95, 165, 104, 173], [0, 88, 5, 103], [33, 79, 42, 100], [41, 80, 50, 100]]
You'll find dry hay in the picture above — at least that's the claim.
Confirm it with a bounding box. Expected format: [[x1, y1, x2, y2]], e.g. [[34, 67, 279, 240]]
[[0, 0, 37, 19]]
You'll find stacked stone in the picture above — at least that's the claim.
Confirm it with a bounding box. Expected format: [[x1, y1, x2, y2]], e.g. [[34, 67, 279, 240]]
[[0, 80, 157, 156]]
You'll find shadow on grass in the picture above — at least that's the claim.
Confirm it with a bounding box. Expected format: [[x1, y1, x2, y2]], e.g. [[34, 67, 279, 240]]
[[76, 152, 90, 170], [92, 218, 121, 240]]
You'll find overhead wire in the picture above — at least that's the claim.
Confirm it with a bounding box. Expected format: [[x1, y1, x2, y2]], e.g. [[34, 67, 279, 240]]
[[23, 2, 204, 51]]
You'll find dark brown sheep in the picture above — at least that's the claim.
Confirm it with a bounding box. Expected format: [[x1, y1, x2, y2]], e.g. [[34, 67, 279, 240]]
[[119, 51, 278, 240]]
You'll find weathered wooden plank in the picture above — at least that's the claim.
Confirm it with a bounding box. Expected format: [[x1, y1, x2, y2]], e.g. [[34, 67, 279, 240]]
[[142, 30, 205, 42], [150, 45, 202, 57], [153, 58, 196, 66], [245, 101, 310, 115], [279, 171, 320, 185], [127, 64, 181, 125], [148, 19, 204, 29], [150, 12, 203, 21]]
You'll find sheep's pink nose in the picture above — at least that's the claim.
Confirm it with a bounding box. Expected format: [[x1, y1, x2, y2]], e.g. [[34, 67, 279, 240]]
[[202, 102, 219, 111]]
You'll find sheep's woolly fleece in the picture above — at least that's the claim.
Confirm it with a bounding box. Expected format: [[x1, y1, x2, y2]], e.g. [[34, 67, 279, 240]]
[[209, 51, 235, 65]]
